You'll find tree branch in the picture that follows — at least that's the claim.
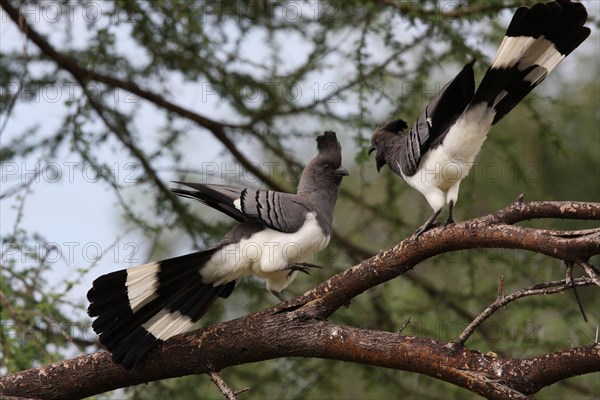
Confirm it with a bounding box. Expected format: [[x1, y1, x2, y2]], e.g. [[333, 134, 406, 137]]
[[1, 199, 598, 399], [377, 0, 518, 19], [456, 277, 596, 345], [579, 260, 600, 286], [482, 194, 600, 224], [207, 371, 241, 400], [1, 318, 597, 400], [0, 0, 285, 192], [74, 79, 209, 240]]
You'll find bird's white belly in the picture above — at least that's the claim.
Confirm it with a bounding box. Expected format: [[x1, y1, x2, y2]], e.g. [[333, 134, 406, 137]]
[[405, 146, 473, 191], [200, 212, 329, 291]]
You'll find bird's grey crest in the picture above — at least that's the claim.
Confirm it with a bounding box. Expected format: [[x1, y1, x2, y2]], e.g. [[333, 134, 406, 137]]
[[379, 119, 408, 135], [299, 131, 348, 192], [316, 130, 343, 167]]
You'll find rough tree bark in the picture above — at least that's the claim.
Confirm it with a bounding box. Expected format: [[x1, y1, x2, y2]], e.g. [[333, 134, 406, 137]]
[[1, 198, 599, 400]]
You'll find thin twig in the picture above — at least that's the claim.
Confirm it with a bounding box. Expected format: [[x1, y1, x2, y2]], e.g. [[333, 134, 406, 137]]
[[208, 371, 239, 400], [398, 317, 411, 334], [76, 80, 207, 245], [497, 275, 507, 312], [0, 163, 42, 200], [565, 261, 588, 322], [456, 277, 596, 345], [0, 0, 286, 193], [0, 3, 29, 138], [234, 387, 251, 396], [545, 227, 600, 238], [377, 0, 516, 19], [579, 260, 600, 287]]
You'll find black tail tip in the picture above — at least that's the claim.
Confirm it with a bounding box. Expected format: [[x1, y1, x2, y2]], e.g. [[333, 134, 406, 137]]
[[109, 329, 163, 369]]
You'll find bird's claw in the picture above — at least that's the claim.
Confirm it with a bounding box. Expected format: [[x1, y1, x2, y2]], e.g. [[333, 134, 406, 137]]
[[414, 221, 441, 239], [286, 262, 323, 277]]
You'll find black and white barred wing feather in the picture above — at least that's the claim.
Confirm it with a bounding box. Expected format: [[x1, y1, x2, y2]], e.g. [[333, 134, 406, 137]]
[[401, 62, 475, 176], [172, 182, 308, 233]]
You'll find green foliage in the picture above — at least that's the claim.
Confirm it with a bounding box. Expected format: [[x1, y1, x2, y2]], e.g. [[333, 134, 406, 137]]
[[1, 0, 598, 398], [1, 229, 92, 372]]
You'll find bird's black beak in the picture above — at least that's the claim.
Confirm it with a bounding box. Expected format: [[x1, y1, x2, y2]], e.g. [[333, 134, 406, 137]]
[[375, 154, 386, 172], [336, 167, 349, 177], [369, 145, 386, 172]]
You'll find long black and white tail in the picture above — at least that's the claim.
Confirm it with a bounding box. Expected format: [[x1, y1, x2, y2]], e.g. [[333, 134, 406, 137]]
[[472, 0, 590, 124], [87, 249, 235, 368]]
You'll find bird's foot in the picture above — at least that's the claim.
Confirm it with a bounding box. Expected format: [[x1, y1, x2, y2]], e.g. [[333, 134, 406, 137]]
[[414, 209, 442, 239], [445, 200, 455, 225], [414, 221, 441, 239], [285, 262, 323, 277], [271, 290, 286, 302]]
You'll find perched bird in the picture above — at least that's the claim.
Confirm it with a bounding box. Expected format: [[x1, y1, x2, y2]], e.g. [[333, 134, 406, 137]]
[[369, 0, 590, 236], [87, 131, 348, 368]]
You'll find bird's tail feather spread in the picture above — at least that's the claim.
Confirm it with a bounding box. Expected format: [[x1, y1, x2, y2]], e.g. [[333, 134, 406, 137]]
[[472, 0, 589, 124], [87, 249, 235, 368]]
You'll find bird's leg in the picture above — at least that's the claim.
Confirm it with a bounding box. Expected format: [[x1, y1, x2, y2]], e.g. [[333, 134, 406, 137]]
[[445, 200, 455, 225], [414, 209, 442, 239], [271, 290, 286, 302], [285, 262, 323, 277]]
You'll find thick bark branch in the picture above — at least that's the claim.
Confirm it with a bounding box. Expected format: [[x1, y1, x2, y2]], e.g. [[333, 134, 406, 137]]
[[1, 318, 598, 400], [299, 199, 599, 318], [1, 200, 598, 399], [483, 195, 600, 224]]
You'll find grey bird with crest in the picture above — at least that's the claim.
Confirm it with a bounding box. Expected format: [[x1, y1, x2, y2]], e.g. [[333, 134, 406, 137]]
[[87, 131, 348, 368]]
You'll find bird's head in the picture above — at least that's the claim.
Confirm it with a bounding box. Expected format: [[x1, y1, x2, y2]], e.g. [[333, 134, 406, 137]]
[[369, 118, 408, 172], [298, 131, 349, 193]]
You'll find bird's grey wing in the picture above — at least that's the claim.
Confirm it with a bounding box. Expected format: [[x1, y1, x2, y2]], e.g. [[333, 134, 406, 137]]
[[172, 182, 249, 223], [234, 189, 310, 233], [172, 182, 309, 233], [402, 61, 475, 176]]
